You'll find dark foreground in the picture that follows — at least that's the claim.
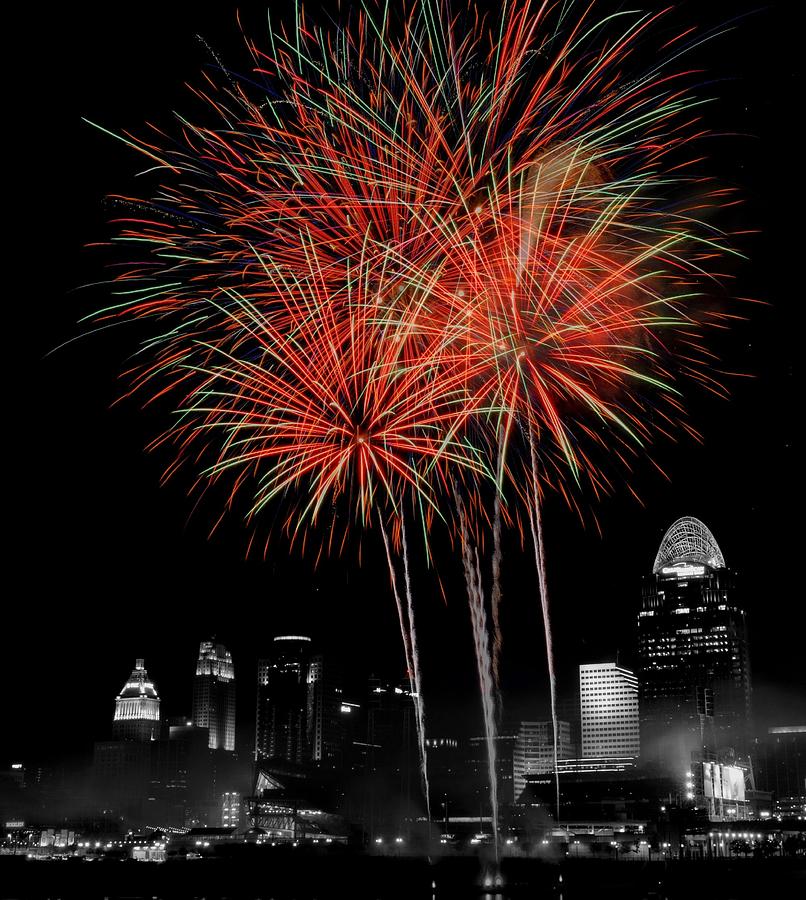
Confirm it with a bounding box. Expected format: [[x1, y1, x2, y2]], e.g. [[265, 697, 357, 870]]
[[2, 853, 805, 899]]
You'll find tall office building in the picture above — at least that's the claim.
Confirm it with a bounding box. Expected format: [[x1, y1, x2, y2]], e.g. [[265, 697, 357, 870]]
[[580, 663, 640, 759], [307, 654, 347, 767], [637, 517, 751, 783], [513, 720, 571, 802], [255, 635, 312, 763], [755, 726, 806, 817], [151, 720, 216, 827], [467, 733, 518, 807], [112, 658, 160, 742], [363, 677, 420, 828], [94, 658, 160, 824], [192, 640, 236, 752], [364, 677, 416, 775]]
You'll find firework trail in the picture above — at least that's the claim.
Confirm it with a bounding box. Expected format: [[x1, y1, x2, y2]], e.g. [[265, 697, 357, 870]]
[[400, 512, 431, 823], [454, 483, 500, 861], [490, 435, 505, 714], [528, 430, 560, 821], [380, 520, 431, 819], [490, 485, 504, 706]]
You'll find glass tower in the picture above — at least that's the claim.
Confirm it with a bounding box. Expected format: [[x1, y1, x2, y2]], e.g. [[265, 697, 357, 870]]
[[307, 653, 346, 767], [255, 635, 312, 763], [637, 517, 751, 783]]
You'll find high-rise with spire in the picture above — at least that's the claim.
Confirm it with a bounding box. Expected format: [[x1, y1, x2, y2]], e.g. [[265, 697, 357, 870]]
[[112, 658, 161, 742]]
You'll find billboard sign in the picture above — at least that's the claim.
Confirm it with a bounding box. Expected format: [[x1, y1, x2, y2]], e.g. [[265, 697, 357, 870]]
[[702, 762, 745, 801]]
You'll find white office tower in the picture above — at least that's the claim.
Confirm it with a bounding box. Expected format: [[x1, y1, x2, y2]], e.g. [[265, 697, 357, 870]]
[[580, 663, 640, 759]]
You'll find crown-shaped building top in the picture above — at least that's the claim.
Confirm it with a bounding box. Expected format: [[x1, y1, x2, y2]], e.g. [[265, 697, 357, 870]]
[[195, 642, 235, 681], [117, 658, 160, 700], [652, 516, 726, 574], [113, 658, 160, 741]]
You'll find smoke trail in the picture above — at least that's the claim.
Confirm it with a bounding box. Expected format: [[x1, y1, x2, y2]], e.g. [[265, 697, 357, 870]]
[[453, 484, 500, 862], [380, 520, 431, 824], [527, 430, 561, 822], [380, 523, 416, 711], [490, 468, 504, 712], [400, 513, 431, 823]]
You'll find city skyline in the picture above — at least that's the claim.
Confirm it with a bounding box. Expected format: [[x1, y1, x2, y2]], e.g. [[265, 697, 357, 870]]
[[5, 505, 804, 765], [8, 511, 800, 771], [3, 520, 804, 881], [7, 576, 800, 828]]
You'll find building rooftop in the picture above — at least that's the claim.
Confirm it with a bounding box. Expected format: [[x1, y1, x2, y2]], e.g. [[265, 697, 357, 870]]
[[116, 658, 159, 700], [653, 516, 725, 574]]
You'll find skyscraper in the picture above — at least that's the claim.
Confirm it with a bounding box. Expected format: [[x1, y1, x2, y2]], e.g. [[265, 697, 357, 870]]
[[580, 663, 640, 759], [112, 658, 160, 742], [513, 720, 572, 802], [363, 677, 419, 828], [307, 653, 347, 767], [467, 733, 518, 807], [255, 635, 312, 763], [94, 658, 160, 824], [755, 726, 806, 817], [637, 517, 751, 783], [192, 640, 236, 752]]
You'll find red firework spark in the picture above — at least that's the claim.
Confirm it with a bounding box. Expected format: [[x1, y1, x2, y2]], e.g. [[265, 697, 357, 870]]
[[85, 0, 738, 544]]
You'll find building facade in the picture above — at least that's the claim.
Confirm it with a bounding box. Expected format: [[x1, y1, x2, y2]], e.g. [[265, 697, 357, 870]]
[[255, 635, 313, 763], [580, 663, 640, 759], [221, 791, 241, 828], [637, 517, 751, 785], [755, 725, 806, 817], [513, 720, 571, 802], [93, 658, 161, 825], [192, 640, 236, 752], [307, 653, 347, 767], [467, 733, 518, 808], [112, 658, 160, 742]]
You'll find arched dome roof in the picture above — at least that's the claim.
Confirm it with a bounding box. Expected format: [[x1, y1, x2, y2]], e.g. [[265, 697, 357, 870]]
[[652, 516, 725, 573]]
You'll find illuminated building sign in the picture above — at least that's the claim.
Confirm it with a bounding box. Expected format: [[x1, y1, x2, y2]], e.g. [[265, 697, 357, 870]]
[[661, 564, 706, 577]]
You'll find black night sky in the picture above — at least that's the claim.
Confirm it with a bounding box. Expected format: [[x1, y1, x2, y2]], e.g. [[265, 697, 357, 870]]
[[8, 1, 802, 766]]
